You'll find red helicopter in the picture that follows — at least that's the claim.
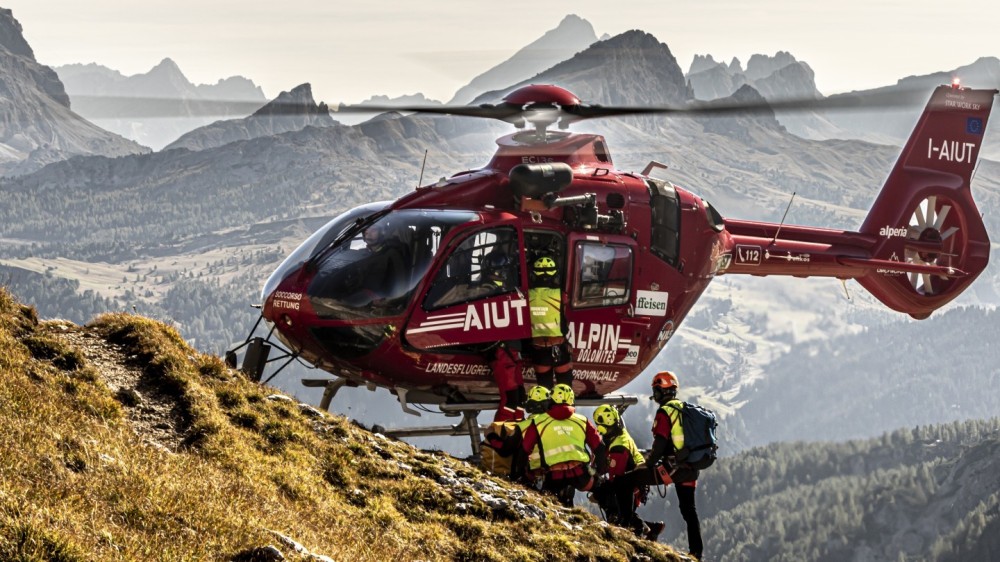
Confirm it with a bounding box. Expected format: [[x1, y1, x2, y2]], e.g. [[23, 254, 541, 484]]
[[229, 81, 996, 447]]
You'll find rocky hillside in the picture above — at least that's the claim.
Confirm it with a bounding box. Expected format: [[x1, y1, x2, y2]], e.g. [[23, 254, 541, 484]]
[[686, 52, 821, 102], [0, 287, 682, 561], [0, 8, 147, 175]]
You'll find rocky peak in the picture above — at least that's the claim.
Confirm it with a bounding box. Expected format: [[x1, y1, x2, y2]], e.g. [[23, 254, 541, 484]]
[[479, 29, 691, 109], [197, 75, 265, 101], [447, 14, 599, 105], [0, 8, 35, 59], [360, 93, 442, 106], [698, 84, 783, 138], [552, 13, 596, 37], [689, 54, 722, 75], [163, 83, 336, 151], [146, 57, 188, 84], [134, 57, 196, 98], [0, 8, 145, 173], [254, 83, 328, 117], [552, 30, 689, 105], [745, 51, 800, 81]]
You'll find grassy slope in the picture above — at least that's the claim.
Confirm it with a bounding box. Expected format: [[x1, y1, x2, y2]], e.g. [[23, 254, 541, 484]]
[[0, 288, 680, 562]]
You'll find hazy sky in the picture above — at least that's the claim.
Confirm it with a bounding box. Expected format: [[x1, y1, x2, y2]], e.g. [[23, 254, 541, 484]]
[[5, 1, 998, 104]]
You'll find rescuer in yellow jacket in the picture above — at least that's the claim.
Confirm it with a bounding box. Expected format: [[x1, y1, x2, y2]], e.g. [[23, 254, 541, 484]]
[[483, 385, 551, 484], [527, 255, 573, 388], [591, 405, 664, 541], [519, 384, 605, 506]]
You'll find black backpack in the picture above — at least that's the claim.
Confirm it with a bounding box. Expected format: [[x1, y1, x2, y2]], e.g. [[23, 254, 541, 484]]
[[667, 402, 719, 470]]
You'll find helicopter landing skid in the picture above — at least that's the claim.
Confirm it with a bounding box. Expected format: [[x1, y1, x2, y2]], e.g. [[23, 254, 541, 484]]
[[373, 394, 640, 456], [373, 411, 486, 456], [301, 377, 354, 411], [225, 314, 300, 385]]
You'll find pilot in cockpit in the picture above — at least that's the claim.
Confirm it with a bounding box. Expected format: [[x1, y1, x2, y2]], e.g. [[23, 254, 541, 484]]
[[429, 248, 515, 308], [480, 250, 515, 293], [351, 222, 408, 308]]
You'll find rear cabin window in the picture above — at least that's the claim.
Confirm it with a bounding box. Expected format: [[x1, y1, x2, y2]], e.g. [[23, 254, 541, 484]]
[[573, 242, 632, 308], [647, 179, 681, 266]]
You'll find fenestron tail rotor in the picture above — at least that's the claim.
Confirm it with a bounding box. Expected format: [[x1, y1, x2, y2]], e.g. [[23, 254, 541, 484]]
[[855, 85, 994, 319], [905, 196, 961, 295]]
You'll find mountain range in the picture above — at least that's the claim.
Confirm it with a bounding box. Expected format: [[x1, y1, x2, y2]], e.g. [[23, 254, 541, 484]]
[[0, 8, 146, 176], [687, 49, 1000, 159], [54, 57, 268, 151]]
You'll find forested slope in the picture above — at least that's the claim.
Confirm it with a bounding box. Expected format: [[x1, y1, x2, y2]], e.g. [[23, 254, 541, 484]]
[[681, 418, 1000, 561]]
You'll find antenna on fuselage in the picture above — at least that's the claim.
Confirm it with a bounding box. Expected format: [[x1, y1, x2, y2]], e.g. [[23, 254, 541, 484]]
[[417, 149, 428, 187], [771, 192, 797, 246]]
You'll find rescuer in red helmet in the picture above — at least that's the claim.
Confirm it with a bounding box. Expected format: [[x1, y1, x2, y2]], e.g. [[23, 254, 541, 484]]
[[612, 371, 703, 556]]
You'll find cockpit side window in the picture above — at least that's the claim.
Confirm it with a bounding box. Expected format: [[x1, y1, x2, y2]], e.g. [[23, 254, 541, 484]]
[[424, 227, 520, 310], [647, 179, 681, 267]]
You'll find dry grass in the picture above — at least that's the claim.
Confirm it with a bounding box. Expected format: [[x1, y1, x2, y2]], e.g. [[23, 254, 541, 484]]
[[0, 288, 682, 562]]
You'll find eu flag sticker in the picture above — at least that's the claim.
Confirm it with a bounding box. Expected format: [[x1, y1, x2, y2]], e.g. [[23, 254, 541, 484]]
[[967, 117, 984, 135]]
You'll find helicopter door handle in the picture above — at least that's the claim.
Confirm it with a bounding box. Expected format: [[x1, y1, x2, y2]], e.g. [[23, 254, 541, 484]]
[[621, 317, 650, 329]]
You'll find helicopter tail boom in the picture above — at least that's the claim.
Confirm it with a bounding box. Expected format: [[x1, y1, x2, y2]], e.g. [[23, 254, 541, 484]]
[[722, 85, 996, 319], [855, 84, 996, 318]]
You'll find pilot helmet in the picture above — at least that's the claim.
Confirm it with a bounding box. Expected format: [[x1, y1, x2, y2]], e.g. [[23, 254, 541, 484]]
[[483, 250, 512, 287], [363, 222, 385, 247]]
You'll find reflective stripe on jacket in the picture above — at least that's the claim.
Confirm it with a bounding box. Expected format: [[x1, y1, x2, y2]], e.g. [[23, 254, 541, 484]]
[[535, 412, 590, 466], [528, 287, 562, 338]]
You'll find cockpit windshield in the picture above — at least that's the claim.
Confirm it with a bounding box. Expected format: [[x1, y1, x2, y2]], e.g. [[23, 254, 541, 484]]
[[306, 209, 478, 320], [261, 202, 390, 302]]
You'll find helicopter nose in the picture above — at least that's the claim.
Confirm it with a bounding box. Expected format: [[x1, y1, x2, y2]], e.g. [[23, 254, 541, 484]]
[[260, 269, 313, 352], [264, 286, 307, 327]]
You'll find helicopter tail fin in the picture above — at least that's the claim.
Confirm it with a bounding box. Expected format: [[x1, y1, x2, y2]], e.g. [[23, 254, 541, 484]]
[[856, 85, 997, 319]]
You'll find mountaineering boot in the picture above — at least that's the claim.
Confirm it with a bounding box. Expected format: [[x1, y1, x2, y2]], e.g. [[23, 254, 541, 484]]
[[644, 521, 665, 541]]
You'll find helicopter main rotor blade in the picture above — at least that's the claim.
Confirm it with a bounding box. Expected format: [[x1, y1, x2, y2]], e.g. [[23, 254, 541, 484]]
[[67, 83, 991, 121], [333, 85, 948, 125], [565, 87, 931, 120], [70, 95, 270, 119], [332, 102, 527, 122]]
